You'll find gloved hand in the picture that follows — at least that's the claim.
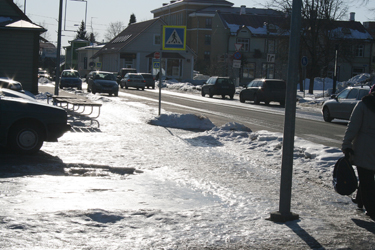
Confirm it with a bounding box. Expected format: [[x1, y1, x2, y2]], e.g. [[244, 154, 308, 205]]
[[342, 148, 354, 158]]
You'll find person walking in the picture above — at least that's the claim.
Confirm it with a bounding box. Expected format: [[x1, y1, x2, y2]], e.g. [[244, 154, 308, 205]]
[[342, 87, 375, 220]]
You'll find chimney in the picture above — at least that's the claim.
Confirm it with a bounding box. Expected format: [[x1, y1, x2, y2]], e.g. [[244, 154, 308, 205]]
[[350, 12, 355, 21], [240, 5, 246, 15]]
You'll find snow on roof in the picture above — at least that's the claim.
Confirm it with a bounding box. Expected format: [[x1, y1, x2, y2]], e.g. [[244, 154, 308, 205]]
[[6, 20, 43, 29]]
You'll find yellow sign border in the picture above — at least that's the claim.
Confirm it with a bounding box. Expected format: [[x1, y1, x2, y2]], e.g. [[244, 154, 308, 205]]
[[162, 25, 186, 51]]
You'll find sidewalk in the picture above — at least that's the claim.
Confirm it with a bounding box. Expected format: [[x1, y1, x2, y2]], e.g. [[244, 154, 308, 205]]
[[0, 85, 374, 249]]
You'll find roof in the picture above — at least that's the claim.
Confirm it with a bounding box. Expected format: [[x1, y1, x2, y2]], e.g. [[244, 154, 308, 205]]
[[190, 6, 283, 17], [0, 0, 45, 32], [93, 18, 162, 58], [218, 12, 289, 36], [328, 20, 374, 40], [151, 0, 234, 14]]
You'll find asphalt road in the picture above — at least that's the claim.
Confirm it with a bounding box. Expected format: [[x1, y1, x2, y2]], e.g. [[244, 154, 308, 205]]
[[39, 85, 348, 148]]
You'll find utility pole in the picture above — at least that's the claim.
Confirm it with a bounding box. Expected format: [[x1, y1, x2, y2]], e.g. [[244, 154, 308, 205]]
[[269, 0, 302, 223], [54, 0, 63, 96]]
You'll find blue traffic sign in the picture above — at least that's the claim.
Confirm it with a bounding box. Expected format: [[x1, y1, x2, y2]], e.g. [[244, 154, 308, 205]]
[[301, 56, 308, 67], [163, 26, 186, 51], [233, 52, 242, 60]]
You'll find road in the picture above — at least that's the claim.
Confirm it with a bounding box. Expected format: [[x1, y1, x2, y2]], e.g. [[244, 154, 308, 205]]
[[117, 87, 347, 148], [39, 84, 347, 148]]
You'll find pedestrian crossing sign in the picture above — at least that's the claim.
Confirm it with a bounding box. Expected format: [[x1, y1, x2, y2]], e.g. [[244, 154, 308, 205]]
[[162, 26, 186, 51]]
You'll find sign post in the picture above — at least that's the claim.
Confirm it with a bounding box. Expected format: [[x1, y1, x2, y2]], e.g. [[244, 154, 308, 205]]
[[157, 25, 186, 115], [301, 56, 308, 97]]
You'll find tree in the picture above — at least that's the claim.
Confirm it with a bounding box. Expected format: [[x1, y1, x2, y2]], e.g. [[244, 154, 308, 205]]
[[129, 13, 137, 26], [75, 21, 89, 40], [268, 0, 348, 93], [104, 21, 125, 42]]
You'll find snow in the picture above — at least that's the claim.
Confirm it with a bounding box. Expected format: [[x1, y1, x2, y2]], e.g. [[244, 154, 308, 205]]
[[1, 74, 375, 249]]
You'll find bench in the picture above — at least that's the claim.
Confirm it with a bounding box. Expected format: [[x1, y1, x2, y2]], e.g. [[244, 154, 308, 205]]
[[47, 94, 102, 128]]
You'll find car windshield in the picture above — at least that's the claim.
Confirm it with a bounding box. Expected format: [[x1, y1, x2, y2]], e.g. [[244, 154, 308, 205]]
[[142, 75, 153, 79], [130, 75, 144, 79], [62, 71, 80, 78], [216, 78, 233, 85], [96, 73, 116, 81]]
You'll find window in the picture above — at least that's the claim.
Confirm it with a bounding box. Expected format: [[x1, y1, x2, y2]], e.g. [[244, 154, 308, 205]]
[[347, 89, 359, 99], [205, 18, 212, 29], [242, 63, 255, 79], [355, 45, 364, 57], [154, 35, 161, 45], [205, 35, 211, 45], [262, 63, 275, 79], [236, 38, 249, 52], [267, 39, 275, 53], [204, 51, 210, 60]]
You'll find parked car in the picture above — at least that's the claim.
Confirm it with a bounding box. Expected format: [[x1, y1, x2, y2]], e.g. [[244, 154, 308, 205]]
[[201, 76, 235, 99], [239, 79, 286, 106], [140, 73, 155, 89], [0, 89, 70, 154], [38, 69, 50, 79], [0, 78, 23, 92], [120, 73, 146, 90], [116, 68, 137, 84], [322, 85, 370, 122], [59, 69, 82, 90], [87, 71, 119, 96]]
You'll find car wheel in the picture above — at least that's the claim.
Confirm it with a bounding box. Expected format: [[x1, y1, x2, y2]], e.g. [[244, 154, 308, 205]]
[[221, 95, 225, 99], [254, 95, 260, 105], [78, 86, 82, 90], [280, 101, 285, 106], [114, 92, 118, 97], [152, 85, 155, 89], [120, 84, 124, 89], [109, 93, 113, 96], [8, 122, 45, 154], [230, 95, 234, 100], [201, 90, 205, 97], [59, 85, 63, 89], [323, 107, 333, 122], [240, 94, 245, 103], [142, 87, 145, 90], [265, 101, 270, 105], [125, 84, 128, 89], [209, 90, 213, 98]]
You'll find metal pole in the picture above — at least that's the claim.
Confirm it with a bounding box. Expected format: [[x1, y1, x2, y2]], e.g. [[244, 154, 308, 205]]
[[333, 44, 338, 94], [270, 0, 302, 223], [54, 0, 64, 96], [24, 0, 26, 13], [158, 25, 163, 116]]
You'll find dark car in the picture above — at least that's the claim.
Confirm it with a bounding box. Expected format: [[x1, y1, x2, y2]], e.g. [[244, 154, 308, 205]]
[[201, 76, 235, 99], [120, 73, 146, 90], [116, 68, 137, 84], [87, 71, 119, 96], [0, 78, 23, 92], [139, 73, 155, 89], [239, 79, 286, 106], [0, 89, 70, 154], [322, 85, 370, 122], [60, 70, 82, 90]]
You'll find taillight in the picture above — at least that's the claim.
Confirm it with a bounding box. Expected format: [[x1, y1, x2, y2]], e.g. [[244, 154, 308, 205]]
[[143, 80, 146, 83], [127, 79, 131, 82]]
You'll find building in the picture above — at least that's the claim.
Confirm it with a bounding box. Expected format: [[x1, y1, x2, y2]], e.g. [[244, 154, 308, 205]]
[[363, 21, 375, 73], [76, 44, 104, 77], [211, 9, 289, 84], [0, 0, 45, 93], [92, 18, 195, 80], [64, 39, 90, 72]]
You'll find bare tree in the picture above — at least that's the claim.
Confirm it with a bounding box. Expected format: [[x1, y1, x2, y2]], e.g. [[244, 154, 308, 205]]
[[268, 0, 349, 93], [104, 21, 125, 42]]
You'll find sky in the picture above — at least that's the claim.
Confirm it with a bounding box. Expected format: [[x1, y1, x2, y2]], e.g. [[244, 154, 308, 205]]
[[18, 0, 375, 49]]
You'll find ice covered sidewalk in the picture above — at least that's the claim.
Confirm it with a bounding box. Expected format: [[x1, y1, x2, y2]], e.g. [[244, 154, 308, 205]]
[[0, 86, 374, 249]]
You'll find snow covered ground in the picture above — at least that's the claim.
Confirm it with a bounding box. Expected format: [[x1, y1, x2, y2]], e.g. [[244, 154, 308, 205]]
[[0, 75, 374, 249]]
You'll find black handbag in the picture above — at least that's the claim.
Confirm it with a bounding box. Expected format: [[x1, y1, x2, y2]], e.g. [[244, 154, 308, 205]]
[[332, 156, 358, 195]]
